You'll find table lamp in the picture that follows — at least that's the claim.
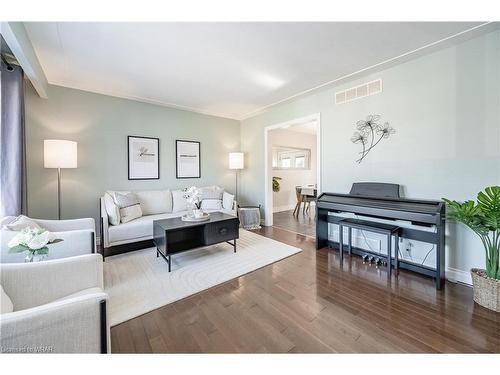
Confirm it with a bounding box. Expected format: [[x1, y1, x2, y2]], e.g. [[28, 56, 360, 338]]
[[44, 140, 78, 219], [229, 152, 244, 201]]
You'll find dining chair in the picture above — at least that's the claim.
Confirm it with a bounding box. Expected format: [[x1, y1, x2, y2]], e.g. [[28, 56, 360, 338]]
[[301, 187, 316, 215], [293, 186, 303, 216]]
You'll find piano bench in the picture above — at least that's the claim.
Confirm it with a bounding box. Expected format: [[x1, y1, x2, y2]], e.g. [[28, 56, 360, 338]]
[[338, 218, 400, 279]]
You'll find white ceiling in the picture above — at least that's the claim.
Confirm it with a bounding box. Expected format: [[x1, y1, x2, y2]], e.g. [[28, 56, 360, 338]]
[[24, 22, 490, 120]]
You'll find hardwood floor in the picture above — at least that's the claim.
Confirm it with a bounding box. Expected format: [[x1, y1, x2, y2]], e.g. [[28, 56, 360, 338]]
[[273, 207, 316, 238], [110, 226, 500, 353]]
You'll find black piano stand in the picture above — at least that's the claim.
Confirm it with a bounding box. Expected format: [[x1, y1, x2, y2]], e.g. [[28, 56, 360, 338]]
[[338, 218, 400, 279]]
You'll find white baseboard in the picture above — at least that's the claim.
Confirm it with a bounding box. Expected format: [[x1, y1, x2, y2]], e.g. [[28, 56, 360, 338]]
[[273, 204, 296, 213], [446, 267, 472, 286]]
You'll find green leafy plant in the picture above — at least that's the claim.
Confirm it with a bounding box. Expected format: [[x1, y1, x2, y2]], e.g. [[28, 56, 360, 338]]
[[443, 186, 500, 280], [272, 177, 282, 193]]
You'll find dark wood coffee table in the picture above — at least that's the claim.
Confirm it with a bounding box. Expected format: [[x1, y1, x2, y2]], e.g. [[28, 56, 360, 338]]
[[153, 212, 239, 272]]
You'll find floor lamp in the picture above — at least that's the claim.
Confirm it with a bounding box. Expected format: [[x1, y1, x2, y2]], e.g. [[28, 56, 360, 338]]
[[44, 140, 78, 219], [229, 152, 244, 202]]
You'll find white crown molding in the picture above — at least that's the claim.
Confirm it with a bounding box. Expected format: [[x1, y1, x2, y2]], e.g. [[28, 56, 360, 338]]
[[238, 22, 498, 121], [48, 81, 241, 121]]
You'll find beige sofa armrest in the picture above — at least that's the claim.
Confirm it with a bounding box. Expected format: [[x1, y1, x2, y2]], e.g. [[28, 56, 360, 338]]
[[0, 292, 109, 353], [1, 254, 103, 311]]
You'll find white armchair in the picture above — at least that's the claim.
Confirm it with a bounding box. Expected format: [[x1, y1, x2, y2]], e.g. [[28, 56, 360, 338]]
[[1, 216, 96, 263], [0, 254, 109, 353]]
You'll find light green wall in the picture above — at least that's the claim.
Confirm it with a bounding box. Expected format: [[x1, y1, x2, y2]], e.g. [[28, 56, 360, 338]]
[[25, 85, 240, 232], [240, 30, 500, 278]]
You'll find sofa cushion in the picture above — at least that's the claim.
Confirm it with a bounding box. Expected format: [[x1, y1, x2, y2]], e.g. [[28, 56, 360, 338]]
[[199, 186, 224, 200], [135, 190, 172, 215], [172, 190, 188, 213], [222, 191, 235, 211], [1, 284, 14, 314], [2, 215, 41, 231], [104, 193, 120, 226], [108, 212, 186, 244], [200, 199, 223, 211]]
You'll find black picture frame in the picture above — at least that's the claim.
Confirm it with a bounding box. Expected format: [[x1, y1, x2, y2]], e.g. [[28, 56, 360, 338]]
[[175, 140, 201, 179], [127, 135, 160, 180]]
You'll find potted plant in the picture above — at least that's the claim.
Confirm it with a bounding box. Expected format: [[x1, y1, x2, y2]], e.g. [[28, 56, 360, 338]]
[[272, 177, 282, 193], [8, 227, 63, 262], [444, 186, 500, 312]]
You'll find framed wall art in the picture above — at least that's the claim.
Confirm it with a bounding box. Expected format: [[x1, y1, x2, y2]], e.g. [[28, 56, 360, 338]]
[[176, 140, 201, 179], [127, 136, 160, 180]]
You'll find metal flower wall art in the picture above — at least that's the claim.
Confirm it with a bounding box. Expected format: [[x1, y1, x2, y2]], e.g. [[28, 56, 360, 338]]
[[350, 115, 396, 163]]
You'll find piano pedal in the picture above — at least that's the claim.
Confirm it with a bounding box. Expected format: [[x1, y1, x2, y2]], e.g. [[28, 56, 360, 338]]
[[374, 257, 381, 268], [362, 254, 369, 264], [368, 256, 375, 265]]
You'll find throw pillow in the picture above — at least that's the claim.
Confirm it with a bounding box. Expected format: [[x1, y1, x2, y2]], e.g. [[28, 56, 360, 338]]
[[200, 199, 223, 211], [3, 215, 41, 231], [120, 204, 143, 224], [103, 193, 120, 226], [114, 192, 143, 223], [222, 191, 235, 211], [200, 186, 224, 200], [1, 284, 14, 314], [135, 190, 172, 215], [172, 190, 188, 213]]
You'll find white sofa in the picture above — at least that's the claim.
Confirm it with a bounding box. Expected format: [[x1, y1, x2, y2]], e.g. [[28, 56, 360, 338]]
[[0, 254, 109, 353], [100, 187, 237, 248], [1, 216, 96, 263]]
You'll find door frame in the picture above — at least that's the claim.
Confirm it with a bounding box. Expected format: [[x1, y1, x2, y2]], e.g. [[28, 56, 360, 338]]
[[263, 113, 321, 226]]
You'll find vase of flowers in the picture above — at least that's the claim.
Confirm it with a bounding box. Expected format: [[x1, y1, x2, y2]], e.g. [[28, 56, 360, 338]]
[[444, 186, 500, 312], [183, 186, 201, 217], [8, 227, 63, 262]]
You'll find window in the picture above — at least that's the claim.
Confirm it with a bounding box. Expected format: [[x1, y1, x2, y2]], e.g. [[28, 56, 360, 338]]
[[295, 156, 305, 168], [272, 146, 311, 170], [280, 157, 291, 168]]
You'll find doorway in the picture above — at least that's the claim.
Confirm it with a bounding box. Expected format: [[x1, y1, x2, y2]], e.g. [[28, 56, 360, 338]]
[[264, 113, 321, 237]]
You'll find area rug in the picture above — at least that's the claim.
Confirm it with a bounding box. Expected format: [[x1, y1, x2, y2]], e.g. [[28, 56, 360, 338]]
[[103, 229, 302, 326]]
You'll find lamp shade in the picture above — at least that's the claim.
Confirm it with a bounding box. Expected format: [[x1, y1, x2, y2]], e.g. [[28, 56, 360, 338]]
[[229, 152, 244, 170], [44, 140, 78, 168]]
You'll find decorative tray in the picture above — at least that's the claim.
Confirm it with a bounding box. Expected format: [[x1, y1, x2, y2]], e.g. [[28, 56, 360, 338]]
[[181, 212, 211, 222]]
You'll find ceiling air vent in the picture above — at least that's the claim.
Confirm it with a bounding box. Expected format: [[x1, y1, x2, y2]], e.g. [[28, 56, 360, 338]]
[[335, 78, 383, 104]]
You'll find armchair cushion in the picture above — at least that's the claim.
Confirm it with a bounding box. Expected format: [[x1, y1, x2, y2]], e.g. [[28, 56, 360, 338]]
[[2, 215, 41, 231], [1, 284, 14, 313]]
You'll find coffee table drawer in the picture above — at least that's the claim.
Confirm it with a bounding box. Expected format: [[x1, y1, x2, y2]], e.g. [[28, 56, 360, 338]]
[[204, 219, 239, 245]]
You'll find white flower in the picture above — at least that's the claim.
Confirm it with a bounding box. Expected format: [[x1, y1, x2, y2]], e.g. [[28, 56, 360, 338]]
[[26, 230, 51, 250]]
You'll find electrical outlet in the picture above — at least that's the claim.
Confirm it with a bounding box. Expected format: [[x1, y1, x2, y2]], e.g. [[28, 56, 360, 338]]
[[406, 241, 413, 254]]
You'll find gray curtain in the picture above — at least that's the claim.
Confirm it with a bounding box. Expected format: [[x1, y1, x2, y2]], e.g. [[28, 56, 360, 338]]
[[1, 60, 27, 217]]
